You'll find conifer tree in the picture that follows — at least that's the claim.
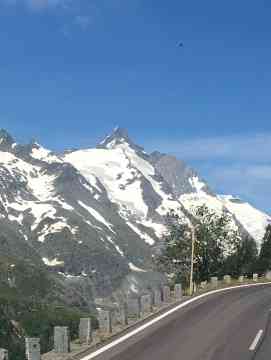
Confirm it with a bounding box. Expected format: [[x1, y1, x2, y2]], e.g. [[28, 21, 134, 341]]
[[223, 236, 258, 277], [258, 225, 271, 274], [155, 210, 192, 286]]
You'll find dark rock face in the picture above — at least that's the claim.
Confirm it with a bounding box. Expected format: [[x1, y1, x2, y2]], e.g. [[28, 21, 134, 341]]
[[151, 153, 213, 197], [0, 129, 15, 152], [0, 217, 40, 263]]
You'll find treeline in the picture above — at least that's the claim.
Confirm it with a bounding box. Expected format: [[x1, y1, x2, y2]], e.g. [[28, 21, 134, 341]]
[[156, 205, 271, 287], [0, 257, 95, 360]]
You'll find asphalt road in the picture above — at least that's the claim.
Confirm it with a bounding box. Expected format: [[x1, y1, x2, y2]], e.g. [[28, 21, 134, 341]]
[[82, 284, 271, 360]]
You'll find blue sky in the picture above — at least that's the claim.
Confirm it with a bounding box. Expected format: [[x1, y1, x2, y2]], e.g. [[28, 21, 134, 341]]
[[1, 0, 271, 213]]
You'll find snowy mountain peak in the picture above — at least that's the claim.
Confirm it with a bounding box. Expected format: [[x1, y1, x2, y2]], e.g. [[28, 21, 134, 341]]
[[97, 127, 144, 153], [112, 126, 130, 139], [0, 129, 15, 151], [29, 142, 62, 163]]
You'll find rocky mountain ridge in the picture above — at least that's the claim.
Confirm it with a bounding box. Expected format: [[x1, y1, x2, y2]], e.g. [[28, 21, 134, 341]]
[[0, 127, 270, 304]]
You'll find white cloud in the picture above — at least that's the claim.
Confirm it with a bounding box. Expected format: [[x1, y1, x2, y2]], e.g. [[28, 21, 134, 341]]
[[1, 0, 97, 34], [206, 163, 271, 213], [1, 0, 93, 33], [1, 0, 133, 33], [149, 133, 271, 163], [209, 164, 271, 192]]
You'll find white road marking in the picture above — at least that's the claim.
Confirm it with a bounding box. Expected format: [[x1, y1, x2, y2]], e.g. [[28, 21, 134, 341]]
[[81, 282, 271, 360], [249, 329, 263, 351]]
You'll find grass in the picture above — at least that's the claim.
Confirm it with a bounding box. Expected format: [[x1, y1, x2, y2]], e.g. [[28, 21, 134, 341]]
[[0, 256, 97, 360]]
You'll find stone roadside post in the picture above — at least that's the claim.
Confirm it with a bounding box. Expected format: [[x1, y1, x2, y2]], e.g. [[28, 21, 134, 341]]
[[98, 309, 112, 334], [140, 294, 153, 316], [119, 303, 128, 326], [54, 327, 71, 353], [174, 284, 183, 300], [253, 273, 258, 281], [210, 277, 218, 288], [79, 318, 92, 344], [162, 286, 171, 303], [0, 349, 8, 360], [153, 289, 162, 306], [127, 297, 141, 319], [223, 275, 231, 285], [25, 338, 40, 360]]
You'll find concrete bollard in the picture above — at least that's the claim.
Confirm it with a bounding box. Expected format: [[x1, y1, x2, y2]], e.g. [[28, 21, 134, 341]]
[[238, 275, 244, 283], [153, 289, 162, 306], [147, 288, 155, 306], [0, 349, 8, 360], [119, 303, 128, 326], [98, 309, 112, 334], [193, 282, 198, 293], [79, 318, 92, 344], [127, 297, 140, 319], [223, 275, 231, 284], [54, 327, 71, 353], [210, 277, 218, 288], [265, 271, 271, 280], [111, 308, 119, 327], [253, 273, 258, 282], [174, 284, 183, 300], [25, 338, 40, 360], [140, 294, 153, 316], [162, 286, 171, 303]]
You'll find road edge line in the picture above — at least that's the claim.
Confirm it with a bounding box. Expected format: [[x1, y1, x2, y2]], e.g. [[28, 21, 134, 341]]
[[249, 329, 263, 351], [81, 281, 271, 360]]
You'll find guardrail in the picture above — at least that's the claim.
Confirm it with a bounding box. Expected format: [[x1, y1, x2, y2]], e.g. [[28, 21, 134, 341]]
[[2, 273, 271, 360]]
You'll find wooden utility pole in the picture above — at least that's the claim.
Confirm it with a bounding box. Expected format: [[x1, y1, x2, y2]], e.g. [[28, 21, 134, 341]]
[[189, 226, 196, 296]]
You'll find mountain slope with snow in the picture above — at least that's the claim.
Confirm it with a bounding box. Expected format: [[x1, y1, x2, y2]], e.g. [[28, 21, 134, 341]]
[[0, 126, 270, 303], [0, 131, 157, 299], [65, 128, 189, 248], [178, 191, 271, 246], [219, 195, 270, 244], [150, 149, 270, 245]]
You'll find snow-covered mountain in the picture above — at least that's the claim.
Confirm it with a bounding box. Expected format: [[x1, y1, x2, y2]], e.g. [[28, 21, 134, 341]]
[[0, 127, 270, 301], [65, 128, 186, 247], [67, 128, 271, 244], [219, 195, 270, 244], [150, 150, 270, 246]]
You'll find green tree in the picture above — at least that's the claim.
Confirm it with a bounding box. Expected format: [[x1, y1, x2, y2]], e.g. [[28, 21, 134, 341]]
[[223, 236, 258, 277], [155, 210, 192, 287], [156, 205, 241, 285], [192, 205, 240, 281], [257, 225, 271, 274]]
